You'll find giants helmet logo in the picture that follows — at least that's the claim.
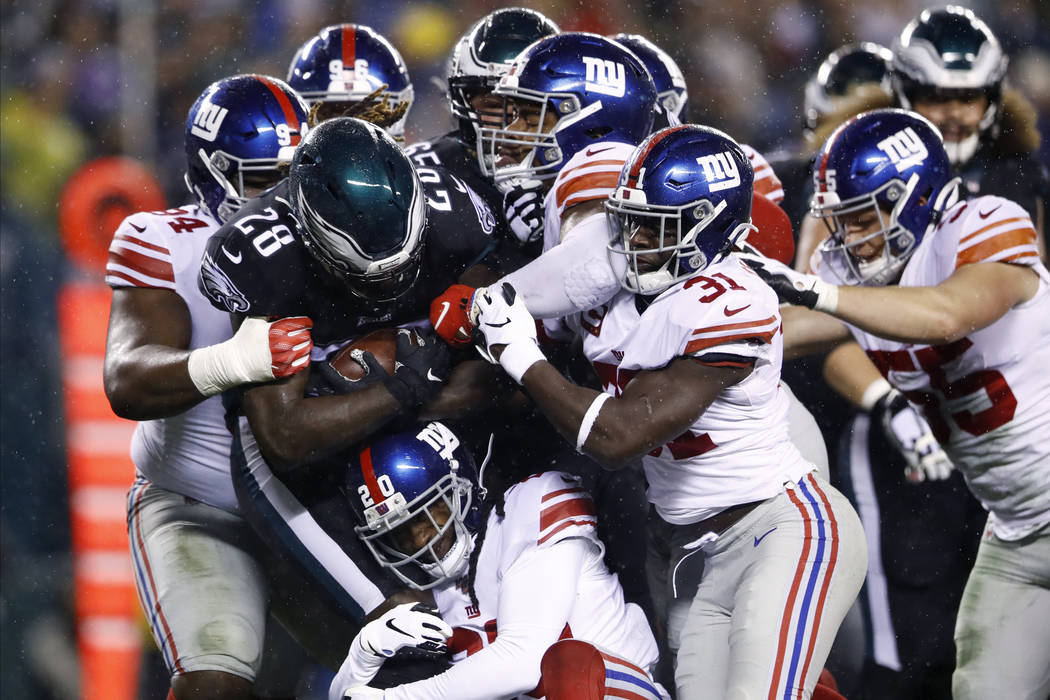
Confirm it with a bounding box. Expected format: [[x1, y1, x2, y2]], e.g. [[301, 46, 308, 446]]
[[877, 127, 929, 173], [190, 97, 229, 142], [696, 151, 742, 192], [582, 56, 626, 97]]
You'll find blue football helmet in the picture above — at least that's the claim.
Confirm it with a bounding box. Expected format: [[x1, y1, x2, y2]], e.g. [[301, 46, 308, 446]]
[[479, 32, 657, 182], [289, 117, 427, 301], [607, 125, 755, 295], [610, 34, 688, 126], [287, 24, 413, 140], [447, 7, 560, 152], [803, 43, 893, 138], [812, 108, 959, 286], [346, 422, 482, 590], [184, 74, 309, 224]]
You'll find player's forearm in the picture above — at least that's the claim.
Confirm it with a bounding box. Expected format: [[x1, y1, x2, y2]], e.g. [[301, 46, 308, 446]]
[[834, 284, 968, 344], [520, 363, 673, 469], [104, 347, 207, 420], [822, 342, 886, 410], [245, 381, 401, 472], [780, 305, 850, 361]]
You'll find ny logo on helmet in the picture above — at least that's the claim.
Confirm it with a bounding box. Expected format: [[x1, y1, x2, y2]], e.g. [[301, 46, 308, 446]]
[[582, 56, 626, 98], [696, 152, 742, 192], [877, 127, 928, 173], [417, 422, 460, 468], [190, 97, 229, 142]]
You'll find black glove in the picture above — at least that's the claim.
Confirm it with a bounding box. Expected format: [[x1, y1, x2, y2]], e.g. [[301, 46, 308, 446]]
[[306, 350, 387, 397], [382, 328, 450, 410], [737, 252, 838, 312], [872, 387, 953, 482]]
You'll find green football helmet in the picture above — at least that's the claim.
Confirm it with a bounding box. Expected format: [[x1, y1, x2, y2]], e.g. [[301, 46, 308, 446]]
[[290, 117, 426, 301]]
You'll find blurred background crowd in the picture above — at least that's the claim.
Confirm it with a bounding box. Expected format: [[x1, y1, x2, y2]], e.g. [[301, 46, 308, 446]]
[[1, 0, 1047, 697]]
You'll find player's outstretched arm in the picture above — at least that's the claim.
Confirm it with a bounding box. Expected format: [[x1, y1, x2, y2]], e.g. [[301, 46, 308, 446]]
[[745, 254, 1040, 345], [104, 288, 311, 420], [473, 284, 748, 469], [832, 262, 1040, 344]]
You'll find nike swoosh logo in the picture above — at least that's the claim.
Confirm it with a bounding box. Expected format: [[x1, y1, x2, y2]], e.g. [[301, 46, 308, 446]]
[[129, 221, 146, 233], [486, 319, 511, 328], [754, 527, 777, 547], [585, 146, 615, 157], [426, 369, 442, 382], [724, 304, 751, 317], [222, 246, 242, 264], [434, 301, 451, 329], [978, 204, 1002, 219], [386, 618, 411, 637]]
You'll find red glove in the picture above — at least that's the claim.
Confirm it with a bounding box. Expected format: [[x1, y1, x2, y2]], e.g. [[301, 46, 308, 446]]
[[429, 284, 479, 347], [267, 316, 313, 378]]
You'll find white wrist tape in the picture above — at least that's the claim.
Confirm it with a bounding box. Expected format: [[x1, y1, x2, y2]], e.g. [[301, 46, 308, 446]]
[[860, 377, 893, 412], [813, 280, 839, 314], [499, 341, 546, 384], [576, 393, 612, 453], [187, 317, 274, 397]]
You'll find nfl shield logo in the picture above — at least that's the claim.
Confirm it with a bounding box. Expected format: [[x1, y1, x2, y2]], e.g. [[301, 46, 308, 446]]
[[376, 502, 389, 516]]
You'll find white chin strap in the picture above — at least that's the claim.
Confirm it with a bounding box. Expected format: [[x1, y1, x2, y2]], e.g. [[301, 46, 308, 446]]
[[419, 526, 472, 583], [944, 131, 979, 166]]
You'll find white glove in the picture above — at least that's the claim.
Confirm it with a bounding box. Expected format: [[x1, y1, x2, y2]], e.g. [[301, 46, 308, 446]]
[[187, 316, 312, 396], [499, 177, 545, 245], [737, 252, 839, 313], [342, 687, 384, 699], [329, 603, 452, 700], [870, 383, 953, 482], [474, 283, 546, 384]]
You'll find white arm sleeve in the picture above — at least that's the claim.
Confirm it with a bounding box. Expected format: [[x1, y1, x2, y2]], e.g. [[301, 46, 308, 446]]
[[500, 213, 625, 319], [384, 538, 591, 700]]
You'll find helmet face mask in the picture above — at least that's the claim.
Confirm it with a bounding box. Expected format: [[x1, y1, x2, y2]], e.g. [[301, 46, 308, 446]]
[[478, 33, 657, 184], [184, 74, 308, 224], [812, 109, 959, 287], [607, 125, 755, 296], [348, 422, 481, 591], [814, 177, 918, 286], [290, 117, 427, 302]]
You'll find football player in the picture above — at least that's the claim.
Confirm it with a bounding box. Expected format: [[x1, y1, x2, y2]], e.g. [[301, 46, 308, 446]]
[[472, 125, 867, 699], [198, 116, 512, 668], [407, 6, 559, 254], [104, 75, 313, 699], [746, 108, 1050, 700], [288, 23, 413, 139], [330, 422, 667, 700]]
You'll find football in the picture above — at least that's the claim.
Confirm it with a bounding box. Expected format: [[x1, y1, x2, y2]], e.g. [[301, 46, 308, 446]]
[[328, 328, 400, 381]]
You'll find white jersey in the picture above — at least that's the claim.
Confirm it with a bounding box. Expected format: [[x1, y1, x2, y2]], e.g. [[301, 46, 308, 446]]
[[569, 256, 814, 525], [818, 196, 1050, 540], [393, 471, 657, 700], [106, 205, 240, 513]]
